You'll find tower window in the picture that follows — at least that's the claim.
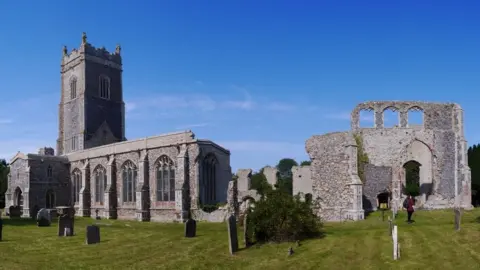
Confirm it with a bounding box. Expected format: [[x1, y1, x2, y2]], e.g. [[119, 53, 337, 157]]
[[70, 77, 77, 99], [71, 136, 77, 151], [99, 75, 110, 100]]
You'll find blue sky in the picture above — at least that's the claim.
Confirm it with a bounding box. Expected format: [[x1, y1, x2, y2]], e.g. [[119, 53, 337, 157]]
[[0, 1, 479, 172]]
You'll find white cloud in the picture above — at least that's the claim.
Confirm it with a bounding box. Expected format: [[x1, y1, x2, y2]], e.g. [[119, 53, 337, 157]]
[[175, 123, 211, 130], [0, 119, 13, 124], [125, 102, 137, 112], [218, 140, 305, 153], [130, 94, 217, 112]]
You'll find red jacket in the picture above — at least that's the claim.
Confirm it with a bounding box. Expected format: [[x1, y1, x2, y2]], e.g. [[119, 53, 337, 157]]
[[407, 198, 415, 212]]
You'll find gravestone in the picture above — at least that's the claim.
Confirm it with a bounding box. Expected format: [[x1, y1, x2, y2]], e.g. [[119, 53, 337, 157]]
[[227, 215, 239, 255], [86, 225, 100, 245], [9, 206, 21, 218], [0, 218, 3, 241], [388, 216, 393, 236], [184, 219, 196, 238], [243, 212, 252, 247], [36, 208, 51, 227], [57, 206, 75, 237], [454, 208, 461, 231]]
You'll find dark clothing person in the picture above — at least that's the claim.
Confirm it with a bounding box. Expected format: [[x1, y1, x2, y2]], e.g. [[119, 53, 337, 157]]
[[406, 197, 415, 223]]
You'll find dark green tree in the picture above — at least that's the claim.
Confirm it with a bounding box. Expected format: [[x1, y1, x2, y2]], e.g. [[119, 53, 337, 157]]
[[276, 158, 298, 195], [0, 159, 9, 209], [468, 144, 480, 206], [300, 160, 311, 166]]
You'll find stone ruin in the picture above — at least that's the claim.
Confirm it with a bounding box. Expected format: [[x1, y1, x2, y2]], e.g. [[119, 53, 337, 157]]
[[293, 101, 473, 221]]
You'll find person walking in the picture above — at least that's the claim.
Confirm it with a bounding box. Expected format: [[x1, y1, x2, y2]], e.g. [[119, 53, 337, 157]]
[[403, 195, 415, 223]]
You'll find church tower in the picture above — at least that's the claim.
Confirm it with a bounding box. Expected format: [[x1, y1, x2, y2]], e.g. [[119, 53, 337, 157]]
[[57, 32, 125, 155]]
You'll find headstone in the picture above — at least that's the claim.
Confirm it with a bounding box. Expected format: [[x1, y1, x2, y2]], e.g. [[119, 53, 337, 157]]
[[57, 206, 75, 237], [184, 219, 196, 238], [388, 216, 393, 236], [0, 218, 3, 241], [36, 208, 52, 227], [227, 215, 239, 255], [288, 247, 294, 256], [9, 206, 21, 218], [392, 225, 399, 260], [454, 208, 461, 231], [243, 212, 252, 247], [86, 225, 100, 245]]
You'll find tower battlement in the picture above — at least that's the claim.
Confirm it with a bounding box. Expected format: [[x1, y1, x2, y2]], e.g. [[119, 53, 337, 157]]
[[61, 32, 122, 68]]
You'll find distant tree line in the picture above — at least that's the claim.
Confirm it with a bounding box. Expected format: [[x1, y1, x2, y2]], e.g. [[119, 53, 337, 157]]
[[0, 159, 9, 209], [468, 145, 480, 206]]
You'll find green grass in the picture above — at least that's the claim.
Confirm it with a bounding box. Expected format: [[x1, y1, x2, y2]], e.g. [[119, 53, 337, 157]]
[[1, 209, 480, 270]]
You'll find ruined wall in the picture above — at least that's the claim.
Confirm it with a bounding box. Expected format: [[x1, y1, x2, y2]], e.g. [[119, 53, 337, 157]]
[[263, 166, 278, 187], [363, 164, 392, 211], [306, 132, 364, 221], [292, 165, 312, 197], [351, 101, 471, 209]]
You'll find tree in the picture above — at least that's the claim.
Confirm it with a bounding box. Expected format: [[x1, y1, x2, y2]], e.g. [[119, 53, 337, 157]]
[[275, 158, 298, 195], [251, 168, 270, 196], [0, 159, 9, 209], [300, 160, 311, 166], [468, 144, 480, 206]]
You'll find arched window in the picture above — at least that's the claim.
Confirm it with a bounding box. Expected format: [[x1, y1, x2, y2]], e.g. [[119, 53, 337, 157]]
[[156, 155, 175, 202], [95, 166, 107, 204], [99, 75, 110, 100], [14, 187, 23, 208], [70, 77, 77, 99], [72, 170, 82, 204], [122, 161, 137, 202], [47, 165, 53, 179], [46, 189, 55, 208], [202, 154, 218, 204]]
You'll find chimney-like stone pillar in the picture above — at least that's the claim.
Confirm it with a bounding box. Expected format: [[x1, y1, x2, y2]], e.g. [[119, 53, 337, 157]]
[[78, 160, 91, 217], [175, 144, 189, 222], [104, 155, 117, 219], [135, 150, 150, 221]]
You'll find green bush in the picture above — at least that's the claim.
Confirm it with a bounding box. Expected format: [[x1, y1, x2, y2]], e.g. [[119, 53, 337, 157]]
[[246, 189, 323, 243]]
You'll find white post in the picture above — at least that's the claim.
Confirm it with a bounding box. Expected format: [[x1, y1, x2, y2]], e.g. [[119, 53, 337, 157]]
[[393, 225, 398, 260]]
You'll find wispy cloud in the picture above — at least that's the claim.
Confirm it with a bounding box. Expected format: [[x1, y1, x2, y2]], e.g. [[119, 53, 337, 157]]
[[175, 123, 211, 130], [0, 119, 13, 124], [125, 102, 137, 112], [218, 140, 305, 153]]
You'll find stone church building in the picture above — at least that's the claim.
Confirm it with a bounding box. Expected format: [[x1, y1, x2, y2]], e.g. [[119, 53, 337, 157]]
[[5, 33, 231, 222]]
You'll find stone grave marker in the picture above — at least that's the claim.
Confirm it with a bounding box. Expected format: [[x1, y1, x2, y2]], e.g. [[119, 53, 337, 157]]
[[243, 212, 252, 247], [86, 225, 100, 245], [0, 218, 3, 241], [57, 206, 75, 237], [227, 215, 239, 255], [9, 206, 21, 218], [36, 208, 51, 227], [454, 208, 461, 231], [184, 219, 197, 238]]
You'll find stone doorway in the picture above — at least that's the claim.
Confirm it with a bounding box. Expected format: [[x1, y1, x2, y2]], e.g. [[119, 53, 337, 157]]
[[403, 160, 421, 197], [46, 189, 55, 209], [377, 192, 390, 209]]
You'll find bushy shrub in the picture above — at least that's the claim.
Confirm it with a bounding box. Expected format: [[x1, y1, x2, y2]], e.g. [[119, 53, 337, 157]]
[[246, 188, 323, 243]]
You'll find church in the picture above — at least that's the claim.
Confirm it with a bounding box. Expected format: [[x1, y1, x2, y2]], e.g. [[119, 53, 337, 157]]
[[4, 33, 231, 222]]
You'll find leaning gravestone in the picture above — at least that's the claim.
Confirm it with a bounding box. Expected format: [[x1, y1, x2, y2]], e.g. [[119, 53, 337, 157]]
[[0, 218, 3, 241], [184, 219, 196, 238], [86, 225, 100, 245], [454, 207, 461, 231], [36, 208, 52, 227], [227, 215, 239, 255], [57, 206, 75, 237]]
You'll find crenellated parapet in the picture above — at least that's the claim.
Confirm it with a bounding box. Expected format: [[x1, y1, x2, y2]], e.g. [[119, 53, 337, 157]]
[[61, 32, 122, 72]]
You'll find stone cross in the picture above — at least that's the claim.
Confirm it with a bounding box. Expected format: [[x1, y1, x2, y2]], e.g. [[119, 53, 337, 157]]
[[184, 219, 197, 238], [392, 225, 399, 260], [454, 208, 461, 231], [227, 215, 239, 255], [86, 225, 100, 245]]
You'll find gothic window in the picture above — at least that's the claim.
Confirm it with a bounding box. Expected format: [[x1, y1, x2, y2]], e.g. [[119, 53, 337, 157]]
[[46, 190, 55, 208], [71, 136, 77, 151], [70, 77, 77, 99], [202, 153, 218, 204], [156, 155, 175, 202], [47, 165, 53, 180], [122, 161, 137, 202], [95, 166, 107, 204], [72, 170, 82, 204], [99, 75, 110, 100]]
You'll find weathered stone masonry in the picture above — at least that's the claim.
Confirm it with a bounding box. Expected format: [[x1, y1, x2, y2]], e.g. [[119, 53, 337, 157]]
[[297, 101, 472, 222]]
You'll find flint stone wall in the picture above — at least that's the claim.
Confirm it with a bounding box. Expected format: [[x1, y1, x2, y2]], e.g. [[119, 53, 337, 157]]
[[363, 164, 392, 211]]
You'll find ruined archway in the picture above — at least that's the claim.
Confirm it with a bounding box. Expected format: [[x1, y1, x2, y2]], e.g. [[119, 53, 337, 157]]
[[377, 192, 390, 209], [14, 187, 23, 210], [403, 160, 421, 197]]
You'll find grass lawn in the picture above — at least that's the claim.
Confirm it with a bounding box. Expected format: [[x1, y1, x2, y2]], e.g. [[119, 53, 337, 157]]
[[1, 209, 480, 270]]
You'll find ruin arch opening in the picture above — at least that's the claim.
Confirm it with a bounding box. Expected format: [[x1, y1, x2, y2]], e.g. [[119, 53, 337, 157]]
[[403, 160, 421, 197], [407, 107, 424, 127], [383, 107, 399, 127], [377, 192, 389, 209], [359, 108, 375, 128]]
